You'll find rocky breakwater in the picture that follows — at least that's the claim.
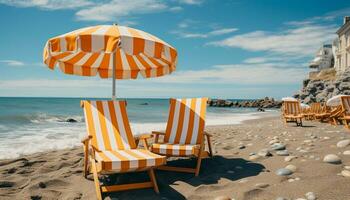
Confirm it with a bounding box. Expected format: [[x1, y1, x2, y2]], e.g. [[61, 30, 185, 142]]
[[294, 68, 350, 104], [208, 97, 282, 109]]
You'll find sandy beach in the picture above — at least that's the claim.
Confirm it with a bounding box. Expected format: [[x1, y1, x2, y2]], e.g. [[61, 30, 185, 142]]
[[1, 115, 350, 200]]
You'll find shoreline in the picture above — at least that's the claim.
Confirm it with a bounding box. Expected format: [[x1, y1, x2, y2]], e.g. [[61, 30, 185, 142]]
[[0, 111, 279, 160]]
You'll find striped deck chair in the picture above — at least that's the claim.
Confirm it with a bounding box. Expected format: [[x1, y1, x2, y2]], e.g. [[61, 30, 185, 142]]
[[80, 100, 166, 200], [150, 98, 213, 176], [282, 101, 303, 126], [340, 96, 350, 129]]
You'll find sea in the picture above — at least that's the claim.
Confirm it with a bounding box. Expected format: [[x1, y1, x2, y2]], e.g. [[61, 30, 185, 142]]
[[0, 97, 278, 159]]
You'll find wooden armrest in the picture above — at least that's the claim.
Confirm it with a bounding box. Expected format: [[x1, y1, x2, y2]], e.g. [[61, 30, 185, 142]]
[[152, 131, 165, 135], [204, 132, 213, 137], [135, 134, 153, 140], [81, 135, 92, 144]]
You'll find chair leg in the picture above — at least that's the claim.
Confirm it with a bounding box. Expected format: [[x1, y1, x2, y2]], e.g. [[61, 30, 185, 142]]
[[83, 147, 89, 178], [206, 135, 213, 157], [195, 155, 203, 177], [148, 168, 159, 194], [91, 159, 103, 200]]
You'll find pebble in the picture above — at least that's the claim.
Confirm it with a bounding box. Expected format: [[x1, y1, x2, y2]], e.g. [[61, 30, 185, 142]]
[[238, 145, 246, 149], [341, 170, 350, 177], [303, 140, 312, 143], [275, 197, 288, 200], [275, 168, 293, 176], [38, 182, 46, 188], [285, 164, 297, 172], [214, 196, 232, 200], [249, 155, 260, 161], [284, 156, 297, 162], [276, 150, 289, 156], [323, 154, 342, 164], [269, 139, 279, 144], [0, 181, 14, 188], [258, 149, 272, 157], [305, 192, 316, 200], [343, 150, 350, 155], [255, 183, 270, 188], [344, 166, 350, 170], [337, 139, 350, 148], [271, 143, 286, 151], [323, 136, 330, 140]]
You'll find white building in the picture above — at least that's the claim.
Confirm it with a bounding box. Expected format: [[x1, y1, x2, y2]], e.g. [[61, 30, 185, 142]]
[[334, 16, 350, 72], [309, 44, 334, 71]]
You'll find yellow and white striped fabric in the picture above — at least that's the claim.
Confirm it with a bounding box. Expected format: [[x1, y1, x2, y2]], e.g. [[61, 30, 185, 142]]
[[283, 101, 302, 116], [151, 143, 200, 156], [341, 96, 350, 115], [43, 25, 177, 79], [95, 149, 166, 172], [82, 100, 166, 171], [151, 98, 207, 156]]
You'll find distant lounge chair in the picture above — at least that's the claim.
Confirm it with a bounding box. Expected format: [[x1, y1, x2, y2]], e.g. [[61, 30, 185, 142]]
[[329, 105, 343, 125], [314, 104, 331, 122], [282, 101, 303, 126], [150, 98, 213, 176], [340, 96, 350, 129], [81, 100, 166, 200]]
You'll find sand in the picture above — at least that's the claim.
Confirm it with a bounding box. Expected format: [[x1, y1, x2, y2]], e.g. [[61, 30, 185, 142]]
[[1, 115, 350, 200]]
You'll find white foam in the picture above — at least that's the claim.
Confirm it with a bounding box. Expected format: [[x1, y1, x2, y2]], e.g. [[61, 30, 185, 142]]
[[0, 111, 278, 159]]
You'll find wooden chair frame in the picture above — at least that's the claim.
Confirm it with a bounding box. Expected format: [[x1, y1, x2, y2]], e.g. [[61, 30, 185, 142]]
[[81, 134, 159, 200], [282, 101, 303, 127], [340, 96, 350, 130], [150, 131, 213, 176]]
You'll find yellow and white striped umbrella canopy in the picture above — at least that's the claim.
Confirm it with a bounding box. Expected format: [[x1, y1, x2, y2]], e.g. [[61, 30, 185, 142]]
[[43, 25, 177, 79]]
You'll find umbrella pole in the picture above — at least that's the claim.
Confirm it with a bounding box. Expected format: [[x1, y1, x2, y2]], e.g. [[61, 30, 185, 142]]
[[112, 50, 116, 100]]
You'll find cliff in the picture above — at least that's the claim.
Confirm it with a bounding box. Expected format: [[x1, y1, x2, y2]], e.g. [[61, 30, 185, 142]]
[[294, 68, 350, 103]]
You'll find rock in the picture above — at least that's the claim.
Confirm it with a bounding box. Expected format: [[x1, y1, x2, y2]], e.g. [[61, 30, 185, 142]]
[[238, 145, 246, 149], [337, 139, 350, 148], [257, 107, 265, 112], [305, 192, 317, 200], [323, 154, 342, 164], [0, 181, 14, 188], [276, 150, 289, 156], [285, 164, 297, 172], [66, 118, 77, 123], [249, 155, 260, 161], [255, 183, 270, 188], [214, 196, 232, 200], [275, 197, 288, 200], [275, 168, 293, 176], [341, 170, 350, 177], [343, 150, 350, 155], [258, 149, 272, 157], [285, 156, 297, 162], [270, 143, 286, 151], [38, 182, 46, 188]]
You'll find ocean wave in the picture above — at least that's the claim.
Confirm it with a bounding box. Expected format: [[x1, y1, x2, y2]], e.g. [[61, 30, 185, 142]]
[[0, 113, 84, 124], [0, 111, 279, 159]]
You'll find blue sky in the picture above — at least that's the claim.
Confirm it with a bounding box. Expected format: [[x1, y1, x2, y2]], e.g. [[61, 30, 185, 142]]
[[0, 0, 349, 99]]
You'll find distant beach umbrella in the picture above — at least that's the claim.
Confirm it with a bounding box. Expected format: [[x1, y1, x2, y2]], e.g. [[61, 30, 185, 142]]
[[327, 95, 350, 106], [43, 24, 177, 99], [300, 103, 310, 109], [281, 97, 298, 102]]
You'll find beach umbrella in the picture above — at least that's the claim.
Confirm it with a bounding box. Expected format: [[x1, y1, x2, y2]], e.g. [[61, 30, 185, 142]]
[[281, 97, 298, 101], [43, 24, 177, 99], [326, 95, 350, 106], [300, 103, 310, 109]]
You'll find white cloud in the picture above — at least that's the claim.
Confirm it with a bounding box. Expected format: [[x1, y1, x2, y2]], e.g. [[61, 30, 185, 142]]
[[152, 63, 307, 85], [169, 6, 183, 12], [0, 60, 25, 66], [209, 24, 337, 57], [75, 0, 168, 21], [175, 28, 238, 38], [0, 0, 93, 10], [178, 0, 203, 5]]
